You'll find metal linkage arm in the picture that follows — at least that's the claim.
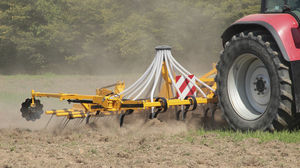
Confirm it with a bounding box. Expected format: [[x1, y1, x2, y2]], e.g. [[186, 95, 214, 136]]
[[31, 90, 97, 101]]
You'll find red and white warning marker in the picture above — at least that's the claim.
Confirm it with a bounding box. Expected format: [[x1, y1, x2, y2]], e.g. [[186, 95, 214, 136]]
[[175, 75, 197, 99]]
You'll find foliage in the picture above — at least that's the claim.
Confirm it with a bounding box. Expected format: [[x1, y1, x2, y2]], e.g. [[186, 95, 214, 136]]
[[0, 0, 260, 74]]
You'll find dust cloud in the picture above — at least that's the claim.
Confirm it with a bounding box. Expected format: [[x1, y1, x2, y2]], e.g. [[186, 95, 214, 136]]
[[48, 0, 224, 76]]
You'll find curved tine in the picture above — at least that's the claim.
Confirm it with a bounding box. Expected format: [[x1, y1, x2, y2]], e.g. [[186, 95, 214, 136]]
[[164, 51, 184, 100], [120, 54, 158, 96], [44, 114, 54, 129], [76, 118, 83, 124], [71, 119, 79, 128], [133, 51, 163, 100], [169, 53, 215, 92], [74, 118, 82, 126], [150, 51, 163, 102], [170, 57, 207, 98], [63, 119, 70, 129], [59, 117, 67, 127]]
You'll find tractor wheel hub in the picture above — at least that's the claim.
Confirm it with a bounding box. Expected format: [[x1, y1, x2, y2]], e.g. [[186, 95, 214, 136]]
[[254, 77, 267, 95]]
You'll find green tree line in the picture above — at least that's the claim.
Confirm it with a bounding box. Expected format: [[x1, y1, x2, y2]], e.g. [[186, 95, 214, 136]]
[[0, 0, 260, 74]]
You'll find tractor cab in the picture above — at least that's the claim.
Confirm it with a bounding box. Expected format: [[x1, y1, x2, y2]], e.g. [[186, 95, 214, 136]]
[[262, 0, 300, 18]]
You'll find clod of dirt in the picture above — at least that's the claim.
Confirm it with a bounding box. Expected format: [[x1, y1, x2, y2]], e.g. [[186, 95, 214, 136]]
[[143, 118, 163, 127]]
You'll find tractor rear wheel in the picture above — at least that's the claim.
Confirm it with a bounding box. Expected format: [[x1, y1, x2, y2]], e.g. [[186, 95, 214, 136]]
[[216, 31, 296, 131]]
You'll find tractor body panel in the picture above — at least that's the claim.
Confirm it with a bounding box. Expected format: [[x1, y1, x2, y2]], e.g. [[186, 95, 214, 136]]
[[222, 14, 300, 61]]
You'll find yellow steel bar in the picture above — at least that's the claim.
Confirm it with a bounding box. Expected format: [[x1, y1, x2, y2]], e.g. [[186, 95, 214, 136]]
[[161, 61, 172, 99], [144, 97, 216, 109], [47, 109, 118, 117], [196, 97, 209, 104], [56, 112, 87, 117], [144, 102, 162, 108], [197, 97, 218, 103], [46, 109, 84, 114], [200, 78, 215, 82], [200, 65, 217, 79], [121, 100, 144, 104], [212, 82, 217, 90], [31, 90, 99, 101], [81, 103, 90, 111], [167, 99, 191, 106], [70, 114, 87, 118]]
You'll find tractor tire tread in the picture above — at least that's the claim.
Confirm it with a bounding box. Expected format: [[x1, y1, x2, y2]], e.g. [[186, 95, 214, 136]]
[[216, 31, 298, 131]]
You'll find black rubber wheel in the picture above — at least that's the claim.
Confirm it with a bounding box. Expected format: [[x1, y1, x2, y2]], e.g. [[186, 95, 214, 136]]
[[216, 31, 297, 131], [20, 98, 43, 121]]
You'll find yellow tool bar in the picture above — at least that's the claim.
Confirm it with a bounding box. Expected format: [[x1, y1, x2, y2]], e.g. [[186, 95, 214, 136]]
[[200, 65, 217, 79], [46, 110, 87, 119], [69, 114, 87, 118], [32, 90, 99, 101], [143, 97, 216, 108], [46, 109, 89, 117], [57, 112, 85, 117], [46, 109, 82, 114], [46, 109, 122, 117], [141, 100, 190, 108], [199, 78, 215, 82], [45, 97, 218, 118]]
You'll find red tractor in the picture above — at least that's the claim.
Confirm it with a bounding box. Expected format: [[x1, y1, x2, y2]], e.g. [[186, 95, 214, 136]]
[[217, 0, 300, 131]]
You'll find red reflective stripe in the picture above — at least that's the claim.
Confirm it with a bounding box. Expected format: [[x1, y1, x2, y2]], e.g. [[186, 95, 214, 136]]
[[175, 75, 196, 98], [179, 78, 189, 92]]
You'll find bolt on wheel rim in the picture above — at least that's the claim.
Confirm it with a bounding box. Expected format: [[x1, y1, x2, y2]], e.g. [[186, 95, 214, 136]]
[[227, 54, 271, 120]]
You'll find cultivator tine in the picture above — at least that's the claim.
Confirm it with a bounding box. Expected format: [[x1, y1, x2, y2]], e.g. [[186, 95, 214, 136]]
[[182, 109, 189, 121], [63, 119, 71, 128], [59, 117, 69, 128], [176, 106, 182, 121], [119, 109, 134, 127], [119, 113, 126, 127], [175, 105, 188, 121], [44, 114, 54, 129], [86, 115, 91, 124], [93, 117, 100, 123], [73, 118, 82, 127], [90, 117, 98, 123], [79, 118, 85, 124], [204, 103, 218, 122], [176, 110, 181, 120], [59, 117, 67, 127]]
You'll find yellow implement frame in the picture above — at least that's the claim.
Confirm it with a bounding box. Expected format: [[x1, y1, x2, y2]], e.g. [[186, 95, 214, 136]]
[[30, 65, 217, 120]]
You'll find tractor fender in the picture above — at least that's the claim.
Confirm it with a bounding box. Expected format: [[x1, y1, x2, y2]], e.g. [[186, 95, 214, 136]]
[[222, 14, 300, 62]]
